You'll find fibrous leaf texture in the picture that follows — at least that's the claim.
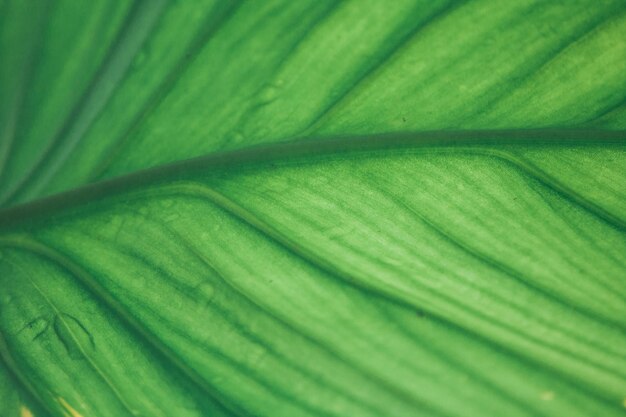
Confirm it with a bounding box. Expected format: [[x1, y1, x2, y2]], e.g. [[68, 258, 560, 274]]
[[0, 1, 625, 417]]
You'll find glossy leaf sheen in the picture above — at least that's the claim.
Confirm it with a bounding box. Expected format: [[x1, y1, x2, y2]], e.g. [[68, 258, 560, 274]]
[[0, 1, 625, 417]]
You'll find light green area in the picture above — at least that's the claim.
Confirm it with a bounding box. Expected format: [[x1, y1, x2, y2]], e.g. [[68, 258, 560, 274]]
[[0, 1, 625, 417]]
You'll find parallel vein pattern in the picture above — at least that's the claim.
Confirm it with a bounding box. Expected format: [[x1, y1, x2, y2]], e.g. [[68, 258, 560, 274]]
[[1, 0, 626, 416], [0, 138, 625, 417]]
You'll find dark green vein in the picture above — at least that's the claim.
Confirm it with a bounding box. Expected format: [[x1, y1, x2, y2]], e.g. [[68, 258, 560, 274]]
[[0, 129, 623, 229]]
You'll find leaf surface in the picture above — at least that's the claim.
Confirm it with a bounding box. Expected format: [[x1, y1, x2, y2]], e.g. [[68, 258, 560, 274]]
[[0, 1, 625, 417], [0, 0, 625, 205], [1, 133, 626, 416]]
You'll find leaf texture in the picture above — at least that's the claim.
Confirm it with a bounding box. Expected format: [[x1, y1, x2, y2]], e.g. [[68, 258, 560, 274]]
[[0, 1, 625, 417], [0, 0, 625, 205], [1, 134, 626, 416]]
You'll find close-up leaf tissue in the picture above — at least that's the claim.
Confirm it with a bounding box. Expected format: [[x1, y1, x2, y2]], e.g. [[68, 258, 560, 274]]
[[0, 1, 625, 416]]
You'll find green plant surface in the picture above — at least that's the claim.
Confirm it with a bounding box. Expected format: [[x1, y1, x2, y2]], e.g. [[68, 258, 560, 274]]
[[1, 0, 626, 206], [0, 1, 625, 417]]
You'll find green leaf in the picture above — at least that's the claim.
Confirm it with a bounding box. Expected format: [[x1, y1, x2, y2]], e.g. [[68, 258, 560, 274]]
[[0, 1, 625, 417]]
